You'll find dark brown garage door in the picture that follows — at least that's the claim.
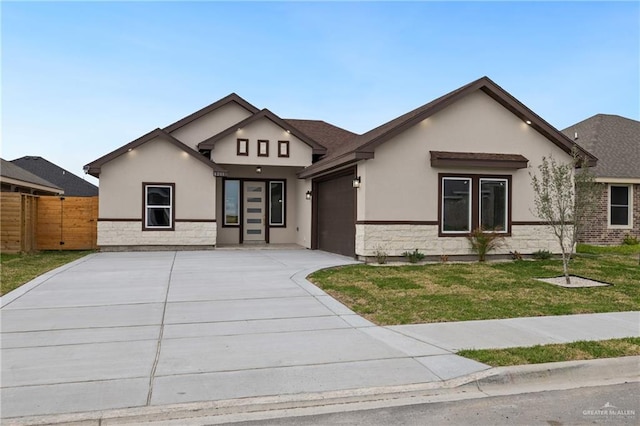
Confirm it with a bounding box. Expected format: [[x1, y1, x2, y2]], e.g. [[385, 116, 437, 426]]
[[315, 170, 355, 257]]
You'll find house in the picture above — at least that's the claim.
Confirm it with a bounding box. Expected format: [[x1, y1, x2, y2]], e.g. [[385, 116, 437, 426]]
[[562, 115, 639, 245], [85, 76, 596, 258], [1, 158, 63, 195], [11, 156, 98, 197]]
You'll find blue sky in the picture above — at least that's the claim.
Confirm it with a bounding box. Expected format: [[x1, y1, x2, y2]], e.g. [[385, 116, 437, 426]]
[[2, 1, 638, 185]]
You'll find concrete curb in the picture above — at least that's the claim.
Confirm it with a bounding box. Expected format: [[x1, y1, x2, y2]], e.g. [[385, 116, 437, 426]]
[[0, 253, 98, 308], [4, 356, 638, 425]]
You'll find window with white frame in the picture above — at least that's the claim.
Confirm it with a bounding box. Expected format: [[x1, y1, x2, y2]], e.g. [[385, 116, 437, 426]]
[[144, 184, 173, 230], [609, 184, 632, 227], [440, 175, 510, 235], [269, 181, 285, 226]]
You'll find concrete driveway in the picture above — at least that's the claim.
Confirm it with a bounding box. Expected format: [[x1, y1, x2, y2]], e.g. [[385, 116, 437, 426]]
[[0, 250, 486, 420]]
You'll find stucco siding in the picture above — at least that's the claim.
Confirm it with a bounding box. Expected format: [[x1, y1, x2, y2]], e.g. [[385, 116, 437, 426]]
[[355, 224, 563, 257], [296, 179, 312, 248], [98, 137, 216, 221], [169, 103, 253, 150], [98, 221, 216, 246], [359, 90, 572, 223], [212, 118, 313, 167]]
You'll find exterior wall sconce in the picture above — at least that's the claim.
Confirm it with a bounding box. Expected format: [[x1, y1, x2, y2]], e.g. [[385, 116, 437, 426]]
[[305, 190, 312, 200], [256, 166, 262, 174], [352, 176, 361, 188]]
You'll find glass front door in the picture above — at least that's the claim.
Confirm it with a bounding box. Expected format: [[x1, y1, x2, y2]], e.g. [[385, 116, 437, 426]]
[[243, 181, 266, 242]]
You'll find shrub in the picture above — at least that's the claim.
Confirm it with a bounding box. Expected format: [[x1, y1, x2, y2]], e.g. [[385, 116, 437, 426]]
[[532, 249, 552, 260], [510, 250, 523, 261], [373, 246, 388, 264], [440, 254, 449, 263], [623, 235, 639, 246], [466, 227, 505, 262], [402, 249, 425, 264]]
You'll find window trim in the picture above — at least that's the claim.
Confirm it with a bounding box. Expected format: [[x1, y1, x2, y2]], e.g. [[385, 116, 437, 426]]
[[269, 180, 286, 227], [142, 183, 175, 231], [438, 173, 512, 237], [479, 178, 509, 234], [608, 184, 633, 229], [278, 140, 290, 158], [223, 178, 241, 227], [258, 139, 269, 157], [237, 138, 249, 156]]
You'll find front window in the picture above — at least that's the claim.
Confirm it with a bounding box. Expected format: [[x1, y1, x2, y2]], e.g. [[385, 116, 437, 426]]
[[144, 184, 173, 230], [442, 178, 471, 232], [224, 180, 240, 225], [609, 185, 631, 227], [440, 174, 510, 235], [480, 179, 508, 231], [269, 181, 285, 226]]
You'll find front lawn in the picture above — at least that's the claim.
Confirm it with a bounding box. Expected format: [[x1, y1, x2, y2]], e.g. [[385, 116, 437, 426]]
[[1, 251, 93, 296], [308, 250, 639, 325], [458, 337, 640, 366]]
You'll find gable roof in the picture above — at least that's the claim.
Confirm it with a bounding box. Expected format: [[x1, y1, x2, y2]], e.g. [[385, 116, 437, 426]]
[[299, 76, 597, 178], [198, 109, 327, 154], [11, 156, 98, 196], [283, 119, 358, 156], [164, 93, 259, 133], [562, 114, 639, 179], [84, 128, 227, 178], [1, 158, 63, 194]]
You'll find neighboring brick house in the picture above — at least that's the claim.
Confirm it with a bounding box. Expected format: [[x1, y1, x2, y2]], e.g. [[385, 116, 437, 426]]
[[562, 115, 639, 245]]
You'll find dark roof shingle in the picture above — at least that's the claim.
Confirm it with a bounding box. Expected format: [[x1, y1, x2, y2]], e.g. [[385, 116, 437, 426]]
[[11, 156, 98, 196], [1, 158, 62, 192], [562, 114, 640, 179]]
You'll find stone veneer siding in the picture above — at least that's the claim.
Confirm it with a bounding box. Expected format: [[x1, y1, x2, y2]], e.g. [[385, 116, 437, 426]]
[[579, 183, 640, 246], [98, 221, 216, 247], [355, 224, 563, 257]]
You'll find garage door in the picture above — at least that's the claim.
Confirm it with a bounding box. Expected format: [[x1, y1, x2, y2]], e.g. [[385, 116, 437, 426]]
[[315, 170, 356, 257]]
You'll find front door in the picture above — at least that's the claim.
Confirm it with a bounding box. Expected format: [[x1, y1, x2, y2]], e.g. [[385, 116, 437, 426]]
[[243, 181, 266, 243]]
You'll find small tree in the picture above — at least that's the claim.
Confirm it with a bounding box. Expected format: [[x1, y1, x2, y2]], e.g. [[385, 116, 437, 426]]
[[530, 148, 598, 284]]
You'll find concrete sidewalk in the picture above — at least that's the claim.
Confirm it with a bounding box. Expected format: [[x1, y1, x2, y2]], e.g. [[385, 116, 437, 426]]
[[1, 249, 638, 423]]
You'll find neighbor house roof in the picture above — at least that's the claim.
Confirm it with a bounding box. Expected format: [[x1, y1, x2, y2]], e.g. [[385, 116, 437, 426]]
[[11, 156, 98, 196], [1, 158, 63, 194], [164, 93, 260, 133], [562, 114, 639, 179], [198, 109, 328, 154], [84, 128, 228, 178], [299, 76, 597, 179]]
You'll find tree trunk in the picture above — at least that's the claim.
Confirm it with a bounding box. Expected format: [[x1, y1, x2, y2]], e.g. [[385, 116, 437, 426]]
[[562, 250, 571, 285]]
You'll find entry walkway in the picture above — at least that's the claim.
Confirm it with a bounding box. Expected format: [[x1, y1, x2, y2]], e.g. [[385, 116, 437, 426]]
[[0, 250, 637, 421]]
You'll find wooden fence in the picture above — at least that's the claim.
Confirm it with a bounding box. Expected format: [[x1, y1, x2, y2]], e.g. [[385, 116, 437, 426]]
[[1, 193, 37, 253], [1, 194, 98, 253]]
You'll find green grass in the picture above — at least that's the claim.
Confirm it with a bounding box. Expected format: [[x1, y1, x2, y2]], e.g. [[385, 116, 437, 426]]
[[1, 251, 93, 296], [458, 337, 640, 366], [309, 249, 640, 325], [577, 243, 640, 255]]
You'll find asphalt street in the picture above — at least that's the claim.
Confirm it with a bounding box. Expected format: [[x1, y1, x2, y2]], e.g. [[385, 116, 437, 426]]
[[232, 383, 640, 426]]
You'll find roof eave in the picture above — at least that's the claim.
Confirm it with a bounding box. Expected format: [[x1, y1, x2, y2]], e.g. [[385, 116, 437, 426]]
[[298, 151, 373, 179], [84, 129, 227, 178]]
